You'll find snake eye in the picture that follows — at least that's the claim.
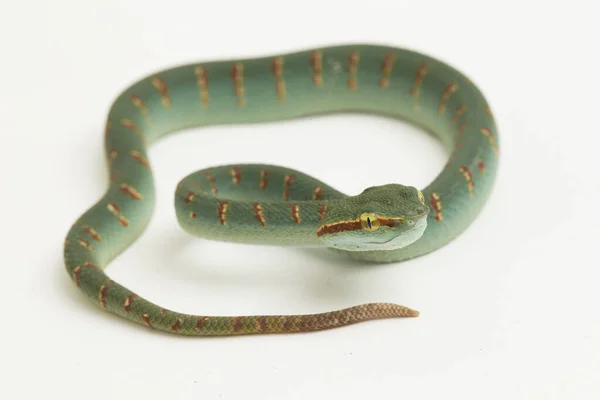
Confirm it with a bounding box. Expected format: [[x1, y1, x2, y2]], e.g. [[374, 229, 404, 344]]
[[417, 190, 425, 204], [360, 212, 380, 232]]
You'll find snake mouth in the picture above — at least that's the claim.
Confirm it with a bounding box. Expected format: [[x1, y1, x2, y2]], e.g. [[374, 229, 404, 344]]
[[366, 218, 427, 245]]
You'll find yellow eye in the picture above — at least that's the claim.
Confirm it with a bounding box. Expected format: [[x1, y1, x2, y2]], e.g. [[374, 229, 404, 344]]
[[360, 212, 380, 232], [417, 190, 425, 204]]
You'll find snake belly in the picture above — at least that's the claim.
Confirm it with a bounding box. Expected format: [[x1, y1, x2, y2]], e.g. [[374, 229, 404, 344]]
[[63, 44, 499, 336]]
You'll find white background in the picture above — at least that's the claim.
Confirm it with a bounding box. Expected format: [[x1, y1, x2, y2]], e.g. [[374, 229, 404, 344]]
[[1, 1, 599, 399]]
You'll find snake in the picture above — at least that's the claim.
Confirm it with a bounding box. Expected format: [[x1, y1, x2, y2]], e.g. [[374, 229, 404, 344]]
[[63, 44, 498, 336]]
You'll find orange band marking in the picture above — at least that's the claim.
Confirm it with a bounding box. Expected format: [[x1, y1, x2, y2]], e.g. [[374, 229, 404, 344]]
[[171, 318, 184, 332], [142, 313, 152, 327], [318, 203, 328, 220], [452, 104, 467, 123], [107, 203, 130, 227], [347, 51, 360, 90], [312, 186, 323, 200], [379, 53, 396, 88], [120, 119, 138, 132], [231, 167, 242, 184], [218, 200, 229, 225], [459, 165, 475, 197], [194, 67, 209, 107], [253, 203, 266, 227], [283, 174, 296, 201], [124, 294, 136, 312], [230, 63, 245, 106], [184, 192, 195, 204], [120, 119, 145, 146], [130, 150, 150, 169], [233, 317, 243, 332], [204, 172, 217, 194], [78, 239, 94, 252], [83, 226, 102, 242], [119, 183, 143, 200], [282, 317, 294, 331], [310, 51, 323, 86], [290, 204, 301, 224], [259, 170, 270, 190], [410, 63, 428, 98], [73, 266, 82, 287], [430, 192, 443, 222], [151, 76, 171, 108], [438, 83, 458, 115], [196, 317, 210, 330], [256, 317, 267, 332], [120, 119, 145, 144], [99, 285, 108, 308], [480, 128, 499, 155], [130, 94, 150, 122], [271, 57, 286, 102], [84, 262, 100, 270]]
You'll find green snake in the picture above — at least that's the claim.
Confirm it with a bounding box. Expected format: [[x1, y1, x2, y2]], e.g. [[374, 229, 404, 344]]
[[64, 44, 498, 336]]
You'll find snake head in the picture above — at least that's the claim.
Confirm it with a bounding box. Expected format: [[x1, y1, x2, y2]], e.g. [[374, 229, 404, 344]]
[[317, 184, 429, 251]]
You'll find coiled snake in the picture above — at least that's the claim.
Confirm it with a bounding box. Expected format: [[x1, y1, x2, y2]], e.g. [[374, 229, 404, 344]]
[[64, 44, 499, 336]]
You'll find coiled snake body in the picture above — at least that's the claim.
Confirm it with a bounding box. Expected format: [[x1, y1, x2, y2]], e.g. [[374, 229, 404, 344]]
[[64, 44, 499, 335]]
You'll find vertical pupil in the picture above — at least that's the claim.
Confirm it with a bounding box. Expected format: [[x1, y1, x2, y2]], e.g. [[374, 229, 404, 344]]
[[367, 217, 372, 229]]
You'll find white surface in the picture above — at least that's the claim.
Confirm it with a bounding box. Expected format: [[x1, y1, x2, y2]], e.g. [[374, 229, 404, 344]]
[[1, 1, 599, 399]]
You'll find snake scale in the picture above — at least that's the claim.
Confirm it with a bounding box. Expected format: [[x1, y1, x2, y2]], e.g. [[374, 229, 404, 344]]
[[64, 44, 498, 336]]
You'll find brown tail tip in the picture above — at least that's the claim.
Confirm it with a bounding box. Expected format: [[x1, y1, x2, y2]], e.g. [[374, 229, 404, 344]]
[[407, 308, 420, 317]]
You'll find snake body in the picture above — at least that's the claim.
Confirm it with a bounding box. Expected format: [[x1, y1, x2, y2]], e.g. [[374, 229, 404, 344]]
[[64, 44, 498, 335]]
